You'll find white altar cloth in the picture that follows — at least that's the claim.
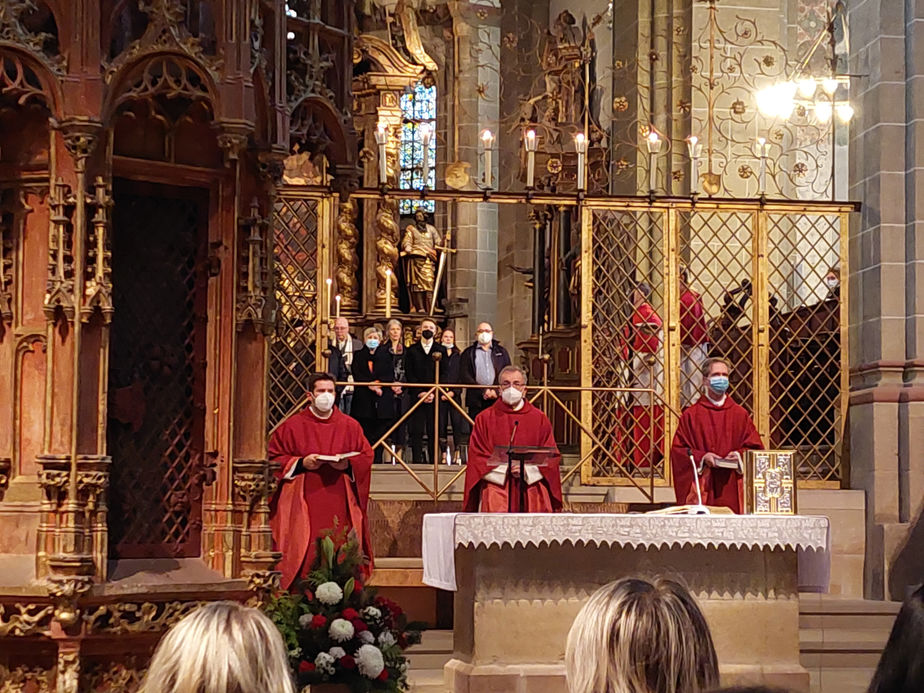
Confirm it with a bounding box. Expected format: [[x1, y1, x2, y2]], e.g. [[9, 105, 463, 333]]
[[422, 513, 830, 592]]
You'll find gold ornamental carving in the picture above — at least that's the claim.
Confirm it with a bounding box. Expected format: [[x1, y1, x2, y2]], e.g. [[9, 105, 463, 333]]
[[374, 122, 401, 310], [56, 650, 80, 693], [245, 570, 281, 607], [0, 665, 54, 693], [335, 198, 361, 311], [83, 600, 207, 634], [236, 200, 275, 334], [82, 177, 114, 323], [0, 603, 55, 637], [44, 178, 76, 321]]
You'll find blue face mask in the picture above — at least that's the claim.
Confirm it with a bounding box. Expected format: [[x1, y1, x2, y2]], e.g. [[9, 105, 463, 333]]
[[708, 375, 730, 394], [366, 338, 379, 349]]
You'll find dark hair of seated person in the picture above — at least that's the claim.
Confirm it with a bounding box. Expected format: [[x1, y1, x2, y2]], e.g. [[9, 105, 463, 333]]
[[866, 583, 924, 693]]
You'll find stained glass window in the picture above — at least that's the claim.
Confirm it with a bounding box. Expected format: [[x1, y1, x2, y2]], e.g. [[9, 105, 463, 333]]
[[399, 81, 436, 215]]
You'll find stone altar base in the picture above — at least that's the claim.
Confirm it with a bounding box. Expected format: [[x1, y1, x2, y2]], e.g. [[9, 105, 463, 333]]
[[424, 514, 829, 693]]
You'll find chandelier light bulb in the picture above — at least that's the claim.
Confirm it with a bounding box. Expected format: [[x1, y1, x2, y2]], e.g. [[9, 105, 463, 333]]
[[815, 101, 833, 122], [756, 87, 777, 117], [646, 130, 662, 153], [822, 78, 839, 96], [687, 135, 702, 158], [798, 78, 817, 98], [481, 129, 494, 145], [835, 102, 855, 123], [524, 129, 538, 152]]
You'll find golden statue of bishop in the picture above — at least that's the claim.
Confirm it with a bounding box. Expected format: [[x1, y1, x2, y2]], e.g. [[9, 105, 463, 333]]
[[401, 210, 443, 313]]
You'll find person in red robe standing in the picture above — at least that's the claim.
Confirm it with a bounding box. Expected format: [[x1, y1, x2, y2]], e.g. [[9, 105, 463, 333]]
[[670, 357, 764, 513], [269, 372, 374, 589], [679, 266, 710, 407], [622, 282, 664, 469], [463, 365, 563, 512]]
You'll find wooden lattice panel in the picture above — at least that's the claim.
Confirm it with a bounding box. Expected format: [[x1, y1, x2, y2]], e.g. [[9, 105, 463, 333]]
[[107, 184, 208, 558], [269, 196, 319, 430]]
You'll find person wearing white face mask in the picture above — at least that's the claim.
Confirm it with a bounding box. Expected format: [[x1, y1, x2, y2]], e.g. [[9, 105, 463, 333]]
[[669, 357, 763, 513], [269, 373, 375, 589], [460, 321, 512, 421], [462, 366, 563, 512]]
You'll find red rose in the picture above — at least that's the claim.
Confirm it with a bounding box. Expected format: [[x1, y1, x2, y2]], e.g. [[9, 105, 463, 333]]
[[342, 608, 359, 620], [340, 655, 356, 669], [397, 634, 408, 648], [351, 618, 368, 632], [304, 589, 314, 600], [310, 614, 328, 629], [377, 670, 389, 681], [298, 661, 316, 673], [354, 581, 363, 592]]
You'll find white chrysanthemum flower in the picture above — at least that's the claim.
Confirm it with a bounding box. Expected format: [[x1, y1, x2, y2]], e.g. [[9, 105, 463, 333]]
[[315, 652, 336, 675], [359, 630, 375, 644], [298, 613, 313, 628], [328, 646, 346, 660], [329, 618, 355, 642], [362, 606, 382, 621], [316, 581, 344, 605], [355, 643, 385, 678], [377, 630, 396, 648], [287, 647, 302, 659]]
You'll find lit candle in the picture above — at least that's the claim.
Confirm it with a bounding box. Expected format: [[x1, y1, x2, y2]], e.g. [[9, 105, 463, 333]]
[[419, 122, 432, 188], [574, 132, 588, 191], [756, 137, 769, 195], [335, 294, 341, 318], [524, 129, 537, 188], [646, 130, 662, 194], [325, 277, 332, 321], [687, 135, 702, 195], [385, 268, 392, 318], [375, 121, 389, 185], [481, 129, 494, 188]]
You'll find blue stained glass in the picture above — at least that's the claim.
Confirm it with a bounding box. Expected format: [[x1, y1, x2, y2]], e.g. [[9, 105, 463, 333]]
[[398, 80, 437, 216]]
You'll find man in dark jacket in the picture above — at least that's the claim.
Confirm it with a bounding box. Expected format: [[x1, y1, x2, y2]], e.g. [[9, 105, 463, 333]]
[[405, 317, 446, 463], [438, 327, 470, 461], [460, 321, 512, 420], [329, 317, 364, 415]]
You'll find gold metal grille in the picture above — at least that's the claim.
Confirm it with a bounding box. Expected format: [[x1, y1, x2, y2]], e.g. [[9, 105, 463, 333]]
[[581, 202, 849, 487], [268, 195, 321, 430]]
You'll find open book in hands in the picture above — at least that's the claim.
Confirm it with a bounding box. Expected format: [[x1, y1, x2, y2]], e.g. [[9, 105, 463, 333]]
[[712, 453, 743, 474]]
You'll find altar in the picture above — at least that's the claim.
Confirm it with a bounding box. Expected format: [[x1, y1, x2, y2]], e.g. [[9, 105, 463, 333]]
[[423, 513, 830, 693]]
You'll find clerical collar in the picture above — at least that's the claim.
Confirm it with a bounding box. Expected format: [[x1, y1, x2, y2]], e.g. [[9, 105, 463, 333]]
[[705, 393, 726, 406], [511, 399, 525, 411], [310, 405, 334, 420]]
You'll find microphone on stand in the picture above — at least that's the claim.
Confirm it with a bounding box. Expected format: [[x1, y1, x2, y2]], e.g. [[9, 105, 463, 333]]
[[507, 421, 520, 452], [506, 421, 520, 513], [687, 447, 710, 515]]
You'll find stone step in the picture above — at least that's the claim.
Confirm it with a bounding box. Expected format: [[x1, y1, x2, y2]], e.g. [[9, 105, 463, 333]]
[[798, 596, 897, 675], [407, 669, 446, 692], [806, 666, 876, 693]]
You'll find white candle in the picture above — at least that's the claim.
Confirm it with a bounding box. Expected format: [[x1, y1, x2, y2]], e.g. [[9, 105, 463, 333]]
[[646, 131, 661, 194], [385, 268, 392, 318], [375, 121, 389, 185], [420, 123, 432, 188], [335, 294, 341, 318], [574, 132, 587, 191], [482, 129, 494, 188], [524, 129, 537, 188], [687, 135, 702, 195], [325, 277, 332, 321], [757, 137, 768, 195]]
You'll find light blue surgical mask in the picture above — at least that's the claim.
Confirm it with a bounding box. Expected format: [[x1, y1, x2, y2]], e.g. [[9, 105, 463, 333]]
[[708, 375, 729, 394], [366, 338, 379, 349]]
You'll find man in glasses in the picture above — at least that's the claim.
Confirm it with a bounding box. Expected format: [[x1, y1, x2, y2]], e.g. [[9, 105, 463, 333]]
[[462, 365, 562, 512]]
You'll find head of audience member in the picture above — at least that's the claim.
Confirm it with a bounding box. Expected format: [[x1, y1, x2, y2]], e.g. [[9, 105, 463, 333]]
[[138, 601, 295, 693], [386, 318, 403, 345], [823, 266, 839, 293], [708, 687, 792, 693], [363, 326, 381, 351], [475, 322, 494, 348], [333, 317, 351, 342], [566, 577, 719, 693], [419, 318, 437, 344], [633, 282, 653, 308], [441, 328, 456, 351], [701, 357, 731, 401], [679, 266, 690, 289], [306, 372, 336, 416], [498, 365, 527, 408], [867, 583, 924, 693]]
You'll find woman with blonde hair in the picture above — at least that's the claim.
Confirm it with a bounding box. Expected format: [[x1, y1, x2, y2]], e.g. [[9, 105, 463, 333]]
[[565, 577, 719, 693], [139, 601, 295, 693]]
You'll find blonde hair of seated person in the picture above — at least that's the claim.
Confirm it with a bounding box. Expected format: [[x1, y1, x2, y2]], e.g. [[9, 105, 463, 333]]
[[565, 577, 719, 693], [139, 601, 296, 693]]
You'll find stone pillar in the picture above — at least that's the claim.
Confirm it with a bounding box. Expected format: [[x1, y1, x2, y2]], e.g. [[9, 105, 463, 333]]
[[848, 0, 924, 599]]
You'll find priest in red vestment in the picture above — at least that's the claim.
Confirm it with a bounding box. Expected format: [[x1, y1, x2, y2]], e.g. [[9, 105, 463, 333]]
[[670, 357, 764, 513], [463, 366, 563, 512], [622, 282, 664, 469], [269, 372, 374, 589], [679, 266, 709, 407]]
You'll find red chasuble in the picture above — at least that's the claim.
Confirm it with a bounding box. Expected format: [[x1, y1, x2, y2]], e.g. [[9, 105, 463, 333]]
[[679, 289, 708, 346], [269, 408, 374, 589], [463, 400, 563, 512], [670, 396, 764, 513]]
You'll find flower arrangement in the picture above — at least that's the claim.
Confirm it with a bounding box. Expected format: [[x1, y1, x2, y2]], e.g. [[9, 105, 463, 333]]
[[265, 526, 424, 692]]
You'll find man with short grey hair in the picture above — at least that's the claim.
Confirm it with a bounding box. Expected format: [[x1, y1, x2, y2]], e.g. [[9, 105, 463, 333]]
[[460, 321, 511, 420], [329, 316, 363, 415]]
